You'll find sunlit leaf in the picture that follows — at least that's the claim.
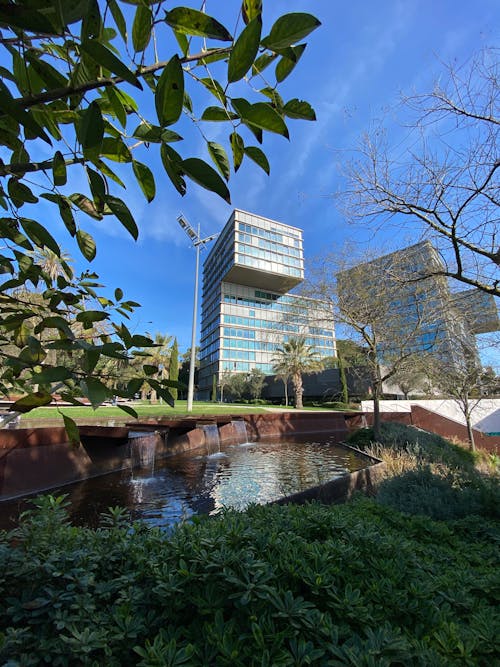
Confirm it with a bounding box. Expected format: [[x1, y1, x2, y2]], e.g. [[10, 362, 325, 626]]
[[132, 160, 156, 202], [201, 106, 237, 121], [275, 44, 306, 82], [244, 146, 270, 174], [62, 413, 81, 446], [228, 16, 262, 83], [283, 99, 316, 120], [100, 137, 132, 162], [164, 7, 232, 41], [182, 158, 231, 203], [105, 195, 139, 240], [132, 4, 152, 52], [208, 142, 230, 180], [76, 229, 96, 261], [80, 39, 142, 88], [81, 377, 111, 408], [20, 218, 59, 254], [108, 0, 127, 42], [160, 144, 186, 196], [242, 0, 262, 24], [52, 151, 67, 186], [232, 99, 289, 138], [70, 193, 103, 220], [11, 391, 52, 413], [261, 13, 321, 51], [230, 132, 244, 172], [155, 55, 184, 127]]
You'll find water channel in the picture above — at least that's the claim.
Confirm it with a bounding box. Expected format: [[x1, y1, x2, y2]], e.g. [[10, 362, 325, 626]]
[[0, 436, 368, 530]]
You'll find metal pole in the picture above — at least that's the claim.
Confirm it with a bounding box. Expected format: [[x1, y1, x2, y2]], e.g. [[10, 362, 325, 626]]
[[187, 226, 200, 412]]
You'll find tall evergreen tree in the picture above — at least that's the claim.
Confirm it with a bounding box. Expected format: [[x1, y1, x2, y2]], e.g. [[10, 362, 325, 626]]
[[169, 339, 179, 401]]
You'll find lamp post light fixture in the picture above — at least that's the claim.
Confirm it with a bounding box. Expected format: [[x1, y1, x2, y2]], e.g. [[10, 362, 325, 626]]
[[177, 214, 218, 412]]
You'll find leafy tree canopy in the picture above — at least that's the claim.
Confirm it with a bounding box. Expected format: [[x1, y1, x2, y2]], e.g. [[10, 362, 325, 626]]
[[0, 1, 320, 430]]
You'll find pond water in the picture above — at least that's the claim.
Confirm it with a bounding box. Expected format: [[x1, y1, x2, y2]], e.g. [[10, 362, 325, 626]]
[[0, 436, 368, 530]]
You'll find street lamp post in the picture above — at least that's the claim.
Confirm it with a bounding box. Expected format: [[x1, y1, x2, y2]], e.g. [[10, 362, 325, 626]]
[[177, 214, 218, 412]]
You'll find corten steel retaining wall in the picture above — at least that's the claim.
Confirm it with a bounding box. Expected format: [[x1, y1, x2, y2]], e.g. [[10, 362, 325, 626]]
[[0, 427, 167, 501], [0, 412, 356, 501], [346, 408, 500, 453]]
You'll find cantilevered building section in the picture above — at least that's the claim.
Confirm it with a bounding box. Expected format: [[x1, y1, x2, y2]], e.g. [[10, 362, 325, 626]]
[[198, 210, 335, 399], [337, 240, 499, 369]]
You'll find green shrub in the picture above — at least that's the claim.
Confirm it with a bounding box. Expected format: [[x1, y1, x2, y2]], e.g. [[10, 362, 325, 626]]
[[1, 495, 499, 666], [377, 466, 500, 520]]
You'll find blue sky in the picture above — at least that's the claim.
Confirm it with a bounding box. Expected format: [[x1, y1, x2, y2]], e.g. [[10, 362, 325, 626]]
[[21, 1, 500, 357]]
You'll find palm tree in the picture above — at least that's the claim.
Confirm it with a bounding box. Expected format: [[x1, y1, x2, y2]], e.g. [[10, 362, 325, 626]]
[[142, 332, 173, 402], [272, 337, 323, 409]]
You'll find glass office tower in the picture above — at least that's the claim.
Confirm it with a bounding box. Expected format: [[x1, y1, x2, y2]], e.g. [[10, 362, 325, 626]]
[[198, 210, 336, 399]]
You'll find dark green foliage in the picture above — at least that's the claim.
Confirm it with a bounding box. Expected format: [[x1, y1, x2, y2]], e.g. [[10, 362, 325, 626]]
[[1, 495, 499, 665], [168, 338, 179, 401], [377, 466, 500, 521]]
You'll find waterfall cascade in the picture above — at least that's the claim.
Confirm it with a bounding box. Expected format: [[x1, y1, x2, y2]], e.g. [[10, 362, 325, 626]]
[[231, 420, 249, 444], [129, 431, 158, 471], [202, 423, 221, 454]]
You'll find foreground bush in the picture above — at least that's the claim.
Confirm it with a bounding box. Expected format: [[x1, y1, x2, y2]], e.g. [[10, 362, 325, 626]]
[[1, 495, 499, 665]]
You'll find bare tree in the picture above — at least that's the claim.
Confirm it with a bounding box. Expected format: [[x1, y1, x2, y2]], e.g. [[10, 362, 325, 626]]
[[429, 338, 492, 451], [344, 47, 500, 297], [307, 249, 451, 440]]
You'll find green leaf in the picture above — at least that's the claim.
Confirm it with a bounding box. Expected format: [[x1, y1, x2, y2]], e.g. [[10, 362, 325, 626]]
[[275, 44, 306, 82], [261, 13, 321, 51], [105, 195, 139, 240], [8, 179, 38, 206], [52, 151, 67, 186], [62, 413, 81, 446], [228, 16, 262, 83], [108, 0, 127, 42], [86, 167, 106, 204], [58, 197, 76, 235], [80, 39, 142, 89], [174, 29, 189, 57], [28, 56, 67, 91], [76, 311, 108, 325], [105, 86, 127, 127], [82, 377, 111, 408], [70, 193, 103, 220], [132, 4, 152, 52], [78, 101, 104, 156], [11, 391, 52, 413], [207, 142, 230, 180], [35, 316, 73, 338], [283, 99, 316, 120], [131, 334, 154, 347], [76, 230, 97, 261], [199, 78, 226, 104], [164, 8, 232, 41], [244, 146, 270, 175], [251, 52, 277, 75], [232, 99, 289, 138], [160, 144, 186, 196], [0, 7, 58, 35], [114, 287, 124, 301], [32, 366, 72, 384], [132, 160, 156, 202], [201, 106, 237, 122], [20, 218, 59, 254], [182, 158, 231, 204], [100, 137, 132, 162], [155, 55, 184, 127], [242, 0, 262, 24], [230, 132, 244, 172]]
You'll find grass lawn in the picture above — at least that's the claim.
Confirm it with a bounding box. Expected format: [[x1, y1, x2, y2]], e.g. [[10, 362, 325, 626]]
[[19, 401, 272, 422]]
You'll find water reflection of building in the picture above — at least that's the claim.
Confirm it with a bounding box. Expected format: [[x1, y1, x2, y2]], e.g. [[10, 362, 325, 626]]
[[198, 210, 336, 399]]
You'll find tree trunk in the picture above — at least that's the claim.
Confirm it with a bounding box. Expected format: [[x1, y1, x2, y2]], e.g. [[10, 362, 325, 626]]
[[466, 416, 476, 451], [372, 365, 382, 441], [293, 373, 303, 409]]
